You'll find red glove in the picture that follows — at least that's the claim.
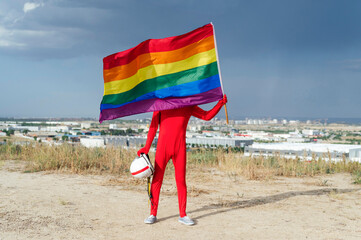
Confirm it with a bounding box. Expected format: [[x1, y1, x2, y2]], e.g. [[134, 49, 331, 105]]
[[137, 147, 149, 157], [220, 94, 228, 105]]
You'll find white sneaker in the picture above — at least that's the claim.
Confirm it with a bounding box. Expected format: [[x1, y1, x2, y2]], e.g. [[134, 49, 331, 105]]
[[178, 216, 194, 226], [144, 215, 157, 224]]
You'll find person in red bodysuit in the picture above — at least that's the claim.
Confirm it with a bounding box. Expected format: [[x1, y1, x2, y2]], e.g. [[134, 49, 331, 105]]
[[138, 95, 227, 225]]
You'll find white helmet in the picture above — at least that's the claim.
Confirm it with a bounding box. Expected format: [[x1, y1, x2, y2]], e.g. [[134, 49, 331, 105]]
[[130, 153, 154, 178]]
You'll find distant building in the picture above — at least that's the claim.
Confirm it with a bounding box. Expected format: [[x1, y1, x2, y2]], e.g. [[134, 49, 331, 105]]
[[287, 137, 310, 143], [287, 129, 308, 142], [61, 134, 80, 142], [186, 137, 253, 148], [79, 131, 101, 136], [234, 120, 246, 125], [14, 132, 25, 137], [80, 138, 105, 148], [202, 131, 223, 137], [188, 125, 201, 132], [302, 129, 320, 137], [41, 126, 70, 132], [10, 126, 40, 132], [28, 131, 58, 138], [81, 123, 92, 129], [103, 136, 150, 147], [245, 143, 361, 162], [246, 119, 264, 125], [46, 121, 79, 126]]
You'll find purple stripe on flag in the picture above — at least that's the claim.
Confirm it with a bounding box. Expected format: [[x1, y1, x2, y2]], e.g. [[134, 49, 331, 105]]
[[99, 87, 223, 123]]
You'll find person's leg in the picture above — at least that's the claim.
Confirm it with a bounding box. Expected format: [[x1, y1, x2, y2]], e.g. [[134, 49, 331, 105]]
[[150, 149, 169, 216], [172, 146, 187, 218]]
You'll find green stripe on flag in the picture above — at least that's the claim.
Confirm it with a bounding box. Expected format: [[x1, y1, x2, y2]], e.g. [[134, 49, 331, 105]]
[[101, 61, 219, 105]]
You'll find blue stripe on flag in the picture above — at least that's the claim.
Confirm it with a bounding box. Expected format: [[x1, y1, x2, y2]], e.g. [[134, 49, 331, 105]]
[[100, 74, 220, 110]]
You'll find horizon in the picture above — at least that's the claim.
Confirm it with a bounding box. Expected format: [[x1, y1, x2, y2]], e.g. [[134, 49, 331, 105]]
[[1, 115, 361, 124]]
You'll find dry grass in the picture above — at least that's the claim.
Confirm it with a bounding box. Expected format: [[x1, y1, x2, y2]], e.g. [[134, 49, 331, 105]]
[[302, 179, 331, 187], [0, 142, 137, 175], [1, 142, 361, 181], [187, 148, 361, 180]]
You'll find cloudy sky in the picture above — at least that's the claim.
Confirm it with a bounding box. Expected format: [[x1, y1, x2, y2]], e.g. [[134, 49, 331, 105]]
[[1, 0, 360, 120]]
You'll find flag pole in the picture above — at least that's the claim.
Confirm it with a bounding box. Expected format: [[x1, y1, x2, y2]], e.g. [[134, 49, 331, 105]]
[[211, 22, 229, 124]]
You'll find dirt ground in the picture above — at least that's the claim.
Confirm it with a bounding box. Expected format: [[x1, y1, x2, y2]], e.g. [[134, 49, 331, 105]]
[[0, 160, 360, 240]]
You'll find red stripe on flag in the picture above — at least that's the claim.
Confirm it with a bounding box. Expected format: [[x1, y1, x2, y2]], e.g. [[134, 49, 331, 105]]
[[103, 23, 213, 69]]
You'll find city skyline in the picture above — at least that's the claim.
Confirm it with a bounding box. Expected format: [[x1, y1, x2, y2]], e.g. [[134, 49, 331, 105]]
[[1, 0, 361, 119]]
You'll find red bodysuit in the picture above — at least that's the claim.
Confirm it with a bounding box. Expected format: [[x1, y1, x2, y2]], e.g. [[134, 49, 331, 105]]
[[138, 96, 227, 217]]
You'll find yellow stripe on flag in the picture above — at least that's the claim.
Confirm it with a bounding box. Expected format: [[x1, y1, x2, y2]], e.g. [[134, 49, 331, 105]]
[[104, 48, 217, 95]]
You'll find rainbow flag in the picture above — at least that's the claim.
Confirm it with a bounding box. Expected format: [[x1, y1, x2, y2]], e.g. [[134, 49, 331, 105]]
[[99, 23, 223, 123]]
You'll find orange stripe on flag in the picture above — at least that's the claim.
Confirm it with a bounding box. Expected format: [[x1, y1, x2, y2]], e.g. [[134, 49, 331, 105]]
[[103, 35, 215, 83]]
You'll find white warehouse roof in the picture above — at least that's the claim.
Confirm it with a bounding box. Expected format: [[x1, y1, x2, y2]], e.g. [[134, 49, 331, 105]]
[[246, 143, 361, 162], [249, 142, 361, 153]]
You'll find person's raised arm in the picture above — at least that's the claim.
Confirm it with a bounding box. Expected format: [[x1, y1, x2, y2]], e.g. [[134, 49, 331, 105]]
[[192, 95, 227, 121], [137, 111, 160, 156]]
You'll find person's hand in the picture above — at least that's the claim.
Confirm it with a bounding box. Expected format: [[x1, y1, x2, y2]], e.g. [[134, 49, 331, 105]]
[[220, 94, 228, 105], [137, 147, 149, 157]]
